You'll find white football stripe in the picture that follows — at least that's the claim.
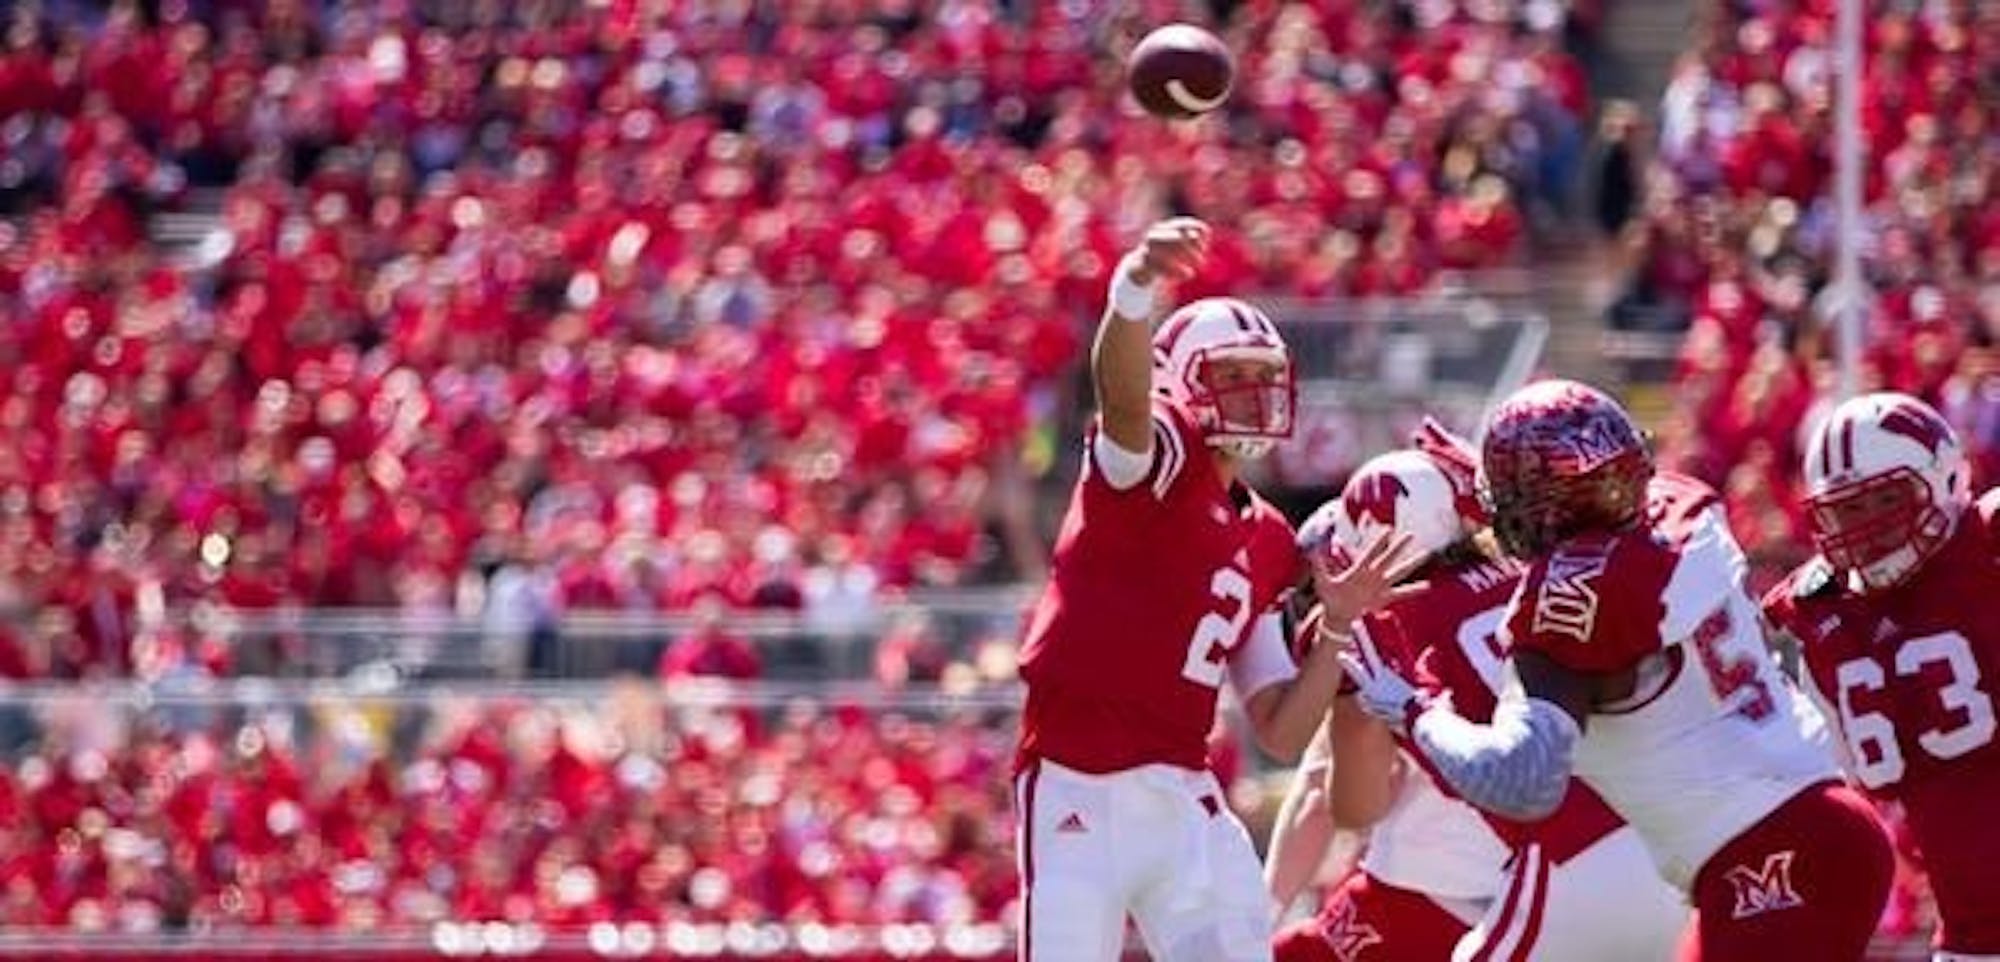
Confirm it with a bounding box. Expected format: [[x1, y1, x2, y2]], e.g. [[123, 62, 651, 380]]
[[1151, 414, 1185, 499], [1164, 79, 1228, 114]]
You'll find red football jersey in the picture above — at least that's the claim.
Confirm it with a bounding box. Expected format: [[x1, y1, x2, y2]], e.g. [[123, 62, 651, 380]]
[[1360, 558, 1626, 862], [1764, 489, 2000, 953], [1505, 472, 1723, 675], [1016, 398, 1301, 774]]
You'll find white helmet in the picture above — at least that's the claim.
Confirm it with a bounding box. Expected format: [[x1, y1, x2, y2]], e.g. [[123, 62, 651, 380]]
[[1803, 392, 1971, 593], [1328, 450, 1468, 565], [1152, 297, 1296, 459]]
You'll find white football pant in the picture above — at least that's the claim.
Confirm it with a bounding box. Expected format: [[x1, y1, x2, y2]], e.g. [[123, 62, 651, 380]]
[[1453, 827, 1688, 962], [1016, 759, 1272, 962]]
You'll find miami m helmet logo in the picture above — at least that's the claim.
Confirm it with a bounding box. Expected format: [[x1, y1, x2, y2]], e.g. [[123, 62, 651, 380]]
[[1531, 543, 1611, 643], [1724, 851, 1805, 919]]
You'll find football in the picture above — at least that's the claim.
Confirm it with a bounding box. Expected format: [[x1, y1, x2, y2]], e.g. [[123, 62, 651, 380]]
[[1127, 24, 1236, 119]]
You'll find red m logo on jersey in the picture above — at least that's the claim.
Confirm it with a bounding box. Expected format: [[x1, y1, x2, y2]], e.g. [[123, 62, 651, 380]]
[[1531, 544, 1610, 643], [1725, 851, 1805, 919], [1879, 402, 1953, 457], [1343, 471, 1409, 527]]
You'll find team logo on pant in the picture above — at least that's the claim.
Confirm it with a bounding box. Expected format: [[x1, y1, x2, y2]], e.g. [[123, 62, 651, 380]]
[[1319, 900, 1382, 961], [1724, 851, 1805, 919]]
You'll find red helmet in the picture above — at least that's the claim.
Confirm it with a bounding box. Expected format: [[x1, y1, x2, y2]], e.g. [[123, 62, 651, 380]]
[[1479, 379, 1654, 558]]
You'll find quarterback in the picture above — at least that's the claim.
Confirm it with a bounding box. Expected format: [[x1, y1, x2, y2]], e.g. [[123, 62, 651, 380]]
[[1014, 218, 1415, 962]]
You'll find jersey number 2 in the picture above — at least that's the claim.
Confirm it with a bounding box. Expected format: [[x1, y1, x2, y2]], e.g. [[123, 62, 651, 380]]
[[1833, 631, 1998, 789], [1181, 563, 1254, 689]]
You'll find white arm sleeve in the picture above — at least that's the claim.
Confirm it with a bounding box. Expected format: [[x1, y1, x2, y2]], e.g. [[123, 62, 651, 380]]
[[1089, 411, 1187, 495], [1091, 431, 1152, 491], [1409, 696, 1580, 822], [1229, 612, 1299, 702]]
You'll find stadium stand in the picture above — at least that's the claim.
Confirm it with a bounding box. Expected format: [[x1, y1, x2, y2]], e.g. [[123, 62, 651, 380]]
[[0, 0, 1588, 681], [0, 683, 1020, 934], [1615, 0, 1999, 591]]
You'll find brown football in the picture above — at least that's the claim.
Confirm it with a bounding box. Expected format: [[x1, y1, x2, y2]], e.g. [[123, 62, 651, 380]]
[[1127, 24, 1236, 120]]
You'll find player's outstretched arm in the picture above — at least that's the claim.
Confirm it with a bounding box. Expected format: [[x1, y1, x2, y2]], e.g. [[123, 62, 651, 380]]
[[1340, 646, 1591, 823], [1324, 692, 1400, 829], [1092, 218, 1209, 455], [1263, 726, 1336, 910]]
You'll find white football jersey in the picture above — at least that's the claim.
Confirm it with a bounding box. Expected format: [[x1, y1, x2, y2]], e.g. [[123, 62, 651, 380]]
[[1508, 477, 1840, 890]]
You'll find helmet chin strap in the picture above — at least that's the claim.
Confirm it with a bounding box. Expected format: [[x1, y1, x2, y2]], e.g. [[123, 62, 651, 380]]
[[1210, 436, 1274, 460]]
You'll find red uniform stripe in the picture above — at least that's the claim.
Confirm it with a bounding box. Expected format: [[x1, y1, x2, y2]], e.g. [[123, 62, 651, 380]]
[[1156, 310, 1200, 357], [1469, 845, 1535, 962], [1506, 845, 1553, 962]]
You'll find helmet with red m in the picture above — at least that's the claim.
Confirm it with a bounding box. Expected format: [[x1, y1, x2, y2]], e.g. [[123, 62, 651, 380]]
[[1328, 450, 1468, 566], [1152, 297, 1296, 459], [1802, 392, 1970, 593], [1479, 379, 1654, 559]]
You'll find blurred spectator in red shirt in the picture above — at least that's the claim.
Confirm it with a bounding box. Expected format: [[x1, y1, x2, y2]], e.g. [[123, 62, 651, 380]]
[[657, 596, 761, 682]]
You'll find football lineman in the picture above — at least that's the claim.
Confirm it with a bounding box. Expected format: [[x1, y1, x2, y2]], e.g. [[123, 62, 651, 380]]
[[1338, 380, 1893, 960], [1763, 392, 2000, 960], [1271, 432, 1684, 962]]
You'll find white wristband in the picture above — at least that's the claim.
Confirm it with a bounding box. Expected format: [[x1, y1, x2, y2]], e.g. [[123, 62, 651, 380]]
[[1109, 259, 1159, 322]]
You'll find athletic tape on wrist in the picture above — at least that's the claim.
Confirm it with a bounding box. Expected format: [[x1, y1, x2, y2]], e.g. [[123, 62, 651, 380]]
[[1109, 264, 1158, 322]]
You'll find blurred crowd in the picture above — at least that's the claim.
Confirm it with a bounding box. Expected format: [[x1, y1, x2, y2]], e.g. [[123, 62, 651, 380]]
[[0, 681, 1945, 947], [1613, 0, 2000, 587], [0, 0, 1592, 677], [0, 689, 1030, 933]]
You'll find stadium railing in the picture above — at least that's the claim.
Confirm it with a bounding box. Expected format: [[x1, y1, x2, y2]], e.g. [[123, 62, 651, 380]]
[[1254, 294, 1547, 493], [164, 586, 1037, 680]]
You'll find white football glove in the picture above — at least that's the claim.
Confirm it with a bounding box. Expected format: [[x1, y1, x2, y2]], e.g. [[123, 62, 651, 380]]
[[1335, 631, 1428, 736]]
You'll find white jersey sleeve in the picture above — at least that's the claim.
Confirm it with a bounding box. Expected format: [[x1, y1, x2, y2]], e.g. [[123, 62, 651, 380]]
[[1227, 611, 1297, 701], [1086, 404, 1191, 498]]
